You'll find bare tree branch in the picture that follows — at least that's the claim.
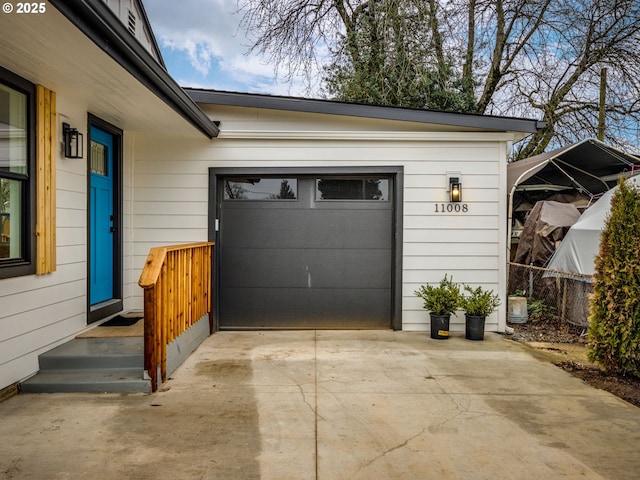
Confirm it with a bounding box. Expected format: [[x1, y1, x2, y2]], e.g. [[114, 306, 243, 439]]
[[238, 0, 640, 156]]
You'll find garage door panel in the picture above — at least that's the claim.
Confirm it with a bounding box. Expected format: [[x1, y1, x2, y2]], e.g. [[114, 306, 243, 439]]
[[220, 248, 391, 289], [220, 287, 391, 328], [222, 209, 392, 249], [308, 210, 392, 249], [306, 249, 391, 288], [217, 175, 395, 329], [220, 208, 306, 249]]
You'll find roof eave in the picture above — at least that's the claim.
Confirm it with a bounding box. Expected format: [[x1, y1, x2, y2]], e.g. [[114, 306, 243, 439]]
[[50, 0, 219, 139], [186, 89, 543, 134]]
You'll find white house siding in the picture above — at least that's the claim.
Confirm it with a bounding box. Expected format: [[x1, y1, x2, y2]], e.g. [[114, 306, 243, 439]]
[[0, 96, 138, 389], [0, 97, 84, 388], [131, 135, 212, 303], [131, 105, 512, 332], [122, 132, 137, 313], [403, 143, 508, 331]]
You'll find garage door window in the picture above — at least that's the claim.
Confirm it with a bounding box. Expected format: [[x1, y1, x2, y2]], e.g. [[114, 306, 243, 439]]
[[223, 178, 297, 200], [315, 178, 389, 201]]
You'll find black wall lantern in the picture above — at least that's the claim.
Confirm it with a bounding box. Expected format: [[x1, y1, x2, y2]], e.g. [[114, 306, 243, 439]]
[[62, 122, 83, 158], [449, 177, 462, 202]]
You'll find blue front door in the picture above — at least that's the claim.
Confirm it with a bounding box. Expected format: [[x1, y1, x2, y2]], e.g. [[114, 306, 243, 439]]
[[89, 126, 114, 305]]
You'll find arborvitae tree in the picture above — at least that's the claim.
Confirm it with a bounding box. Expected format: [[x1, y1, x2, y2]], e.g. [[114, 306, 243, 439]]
[[587, 178, 640, 377], [276, 179, 296, 199]]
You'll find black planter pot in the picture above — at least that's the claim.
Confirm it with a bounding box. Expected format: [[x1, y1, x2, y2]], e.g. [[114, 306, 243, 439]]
[[465, 314, 486, 340], [430, 313, 450, 339]]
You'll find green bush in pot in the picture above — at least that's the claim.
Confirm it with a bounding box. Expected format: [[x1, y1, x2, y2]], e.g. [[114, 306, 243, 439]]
[[460, 284, 500, 340], [414, 275, 461, 339], [460, 284, 501, 317], [414, 275, 461, 315]]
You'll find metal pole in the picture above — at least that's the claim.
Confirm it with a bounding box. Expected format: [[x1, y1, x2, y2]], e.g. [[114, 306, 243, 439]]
[[529, 264, 534, 297], [561, 278, 568, 323]]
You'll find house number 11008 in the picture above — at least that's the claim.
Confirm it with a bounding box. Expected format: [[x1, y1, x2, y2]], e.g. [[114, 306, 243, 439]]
[[435, 203, 468, 213]]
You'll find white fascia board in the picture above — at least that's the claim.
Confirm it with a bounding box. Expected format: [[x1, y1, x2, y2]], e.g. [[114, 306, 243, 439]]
[[216, 130, 527, 142]]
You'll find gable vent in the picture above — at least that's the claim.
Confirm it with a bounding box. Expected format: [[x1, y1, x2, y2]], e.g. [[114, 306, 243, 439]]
[[127, 10, 136, 35]]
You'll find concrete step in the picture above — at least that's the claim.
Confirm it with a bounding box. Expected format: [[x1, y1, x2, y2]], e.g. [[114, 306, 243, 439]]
[[37, 337, 143, 370], [20, 368, 151, 394], [19, 337, 150, 394]]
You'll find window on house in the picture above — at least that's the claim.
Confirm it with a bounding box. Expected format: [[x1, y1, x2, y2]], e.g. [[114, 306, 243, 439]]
[[223, 178, 298, 200], [315, 178, 390, 201], [0, 67, 35, 277]]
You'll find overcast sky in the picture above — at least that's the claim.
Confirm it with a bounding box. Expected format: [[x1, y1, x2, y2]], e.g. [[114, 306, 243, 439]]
[[144, 0, 307, 95]]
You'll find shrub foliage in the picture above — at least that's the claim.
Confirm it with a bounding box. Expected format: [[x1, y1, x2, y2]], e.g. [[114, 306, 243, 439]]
[[414, 275, 461, 316], [460, 285, 501, 317], [587, 179, 640, 377]]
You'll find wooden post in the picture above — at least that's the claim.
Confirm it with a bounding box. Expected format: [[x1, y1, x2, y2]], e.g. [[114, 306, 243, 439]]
[[144, 287, 158, 392], [168, 252, 176, 341], [160, 264, 168, 382]]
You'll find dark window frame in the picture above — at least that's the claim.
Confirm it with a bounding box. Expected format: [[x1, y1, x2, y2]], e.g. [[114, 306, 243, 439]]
[[222, 177, 299, 201], [0, 66, 36, 279], [314, 177, 391, 202]]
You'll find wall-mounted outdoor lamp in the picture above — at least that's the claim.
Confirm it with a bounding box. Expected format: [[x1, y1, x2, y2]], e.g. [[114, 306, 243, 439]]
[[449, 177, 462, 202], [62, 122, 83, 158]]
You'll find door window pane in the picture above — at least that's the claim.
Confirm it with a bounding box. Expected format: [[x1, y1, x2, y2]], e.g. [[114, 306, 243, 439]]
[[90, 141, 108, 176], [316, 178, 389, 201], [223, 178, 298, 200]]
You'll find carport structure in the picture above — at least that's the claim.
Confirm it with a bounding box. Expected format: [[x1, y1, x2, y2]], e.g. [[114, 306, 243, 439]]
[[507, 137, 640, 248]]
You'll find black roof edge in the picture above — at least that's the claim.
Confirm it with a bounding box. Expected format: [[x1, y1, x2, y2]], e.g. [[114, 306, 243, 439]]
[[50, 0, 219, 139], [185, 88, 545, 134]]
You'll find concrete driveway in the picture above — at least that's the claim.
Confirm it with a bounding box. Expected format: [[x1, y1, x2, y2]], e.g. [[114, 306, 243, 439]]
[[1, 331, 639, 479]]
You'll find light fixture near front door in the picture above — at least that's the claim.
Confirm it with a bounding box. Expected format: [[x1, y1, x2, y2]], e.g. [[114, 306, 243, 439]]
[[62, 122, 83, 158], [449, 176, 462, 202]]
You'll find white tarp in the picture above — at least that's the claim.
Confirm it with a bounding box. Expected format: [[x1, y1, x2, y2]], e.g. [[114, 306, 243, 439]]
[[546, 175, 640, 279]]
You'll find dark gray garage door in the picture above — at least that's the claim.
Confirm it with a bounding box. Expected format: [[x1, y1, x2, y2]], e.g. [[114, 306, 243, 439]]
[[217, 175, 394, 329]]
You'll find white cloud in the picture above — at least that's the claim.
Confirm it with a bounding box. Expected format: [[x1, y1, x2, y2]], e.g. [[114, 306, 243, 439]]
[[147, 0, 243, 52], [224, 53, 273, 79], [145, 0, 274, 88], [145, 0, 326, 96], [160, 36, 215, 75]]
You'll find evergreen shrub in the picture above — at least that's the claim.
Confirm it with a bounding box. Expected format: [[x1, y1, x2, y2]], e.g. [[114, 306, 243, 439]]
[[587, 178, 640, 377], [414, 275, 461, 316]]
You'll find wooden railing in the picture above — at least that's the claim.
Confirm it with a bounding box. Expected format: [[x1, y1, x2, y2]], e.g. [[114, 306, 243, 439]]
[[138, 242, 215, 391]]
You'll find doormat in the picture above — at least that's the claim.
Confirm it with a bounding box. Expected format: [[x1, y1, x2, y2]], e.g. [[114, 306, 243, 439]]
[[100, 315, 143, 327]]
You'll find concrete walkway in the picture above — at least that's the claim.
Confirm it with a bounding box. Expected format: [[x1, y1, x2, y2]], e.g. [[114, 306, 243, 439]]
[[1, 331, 639, 479]]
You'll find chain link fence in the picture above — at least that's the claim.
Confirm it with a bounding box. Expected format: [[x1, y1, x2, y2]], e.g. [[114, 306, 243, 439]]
[[508, 262, 593, 330]]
